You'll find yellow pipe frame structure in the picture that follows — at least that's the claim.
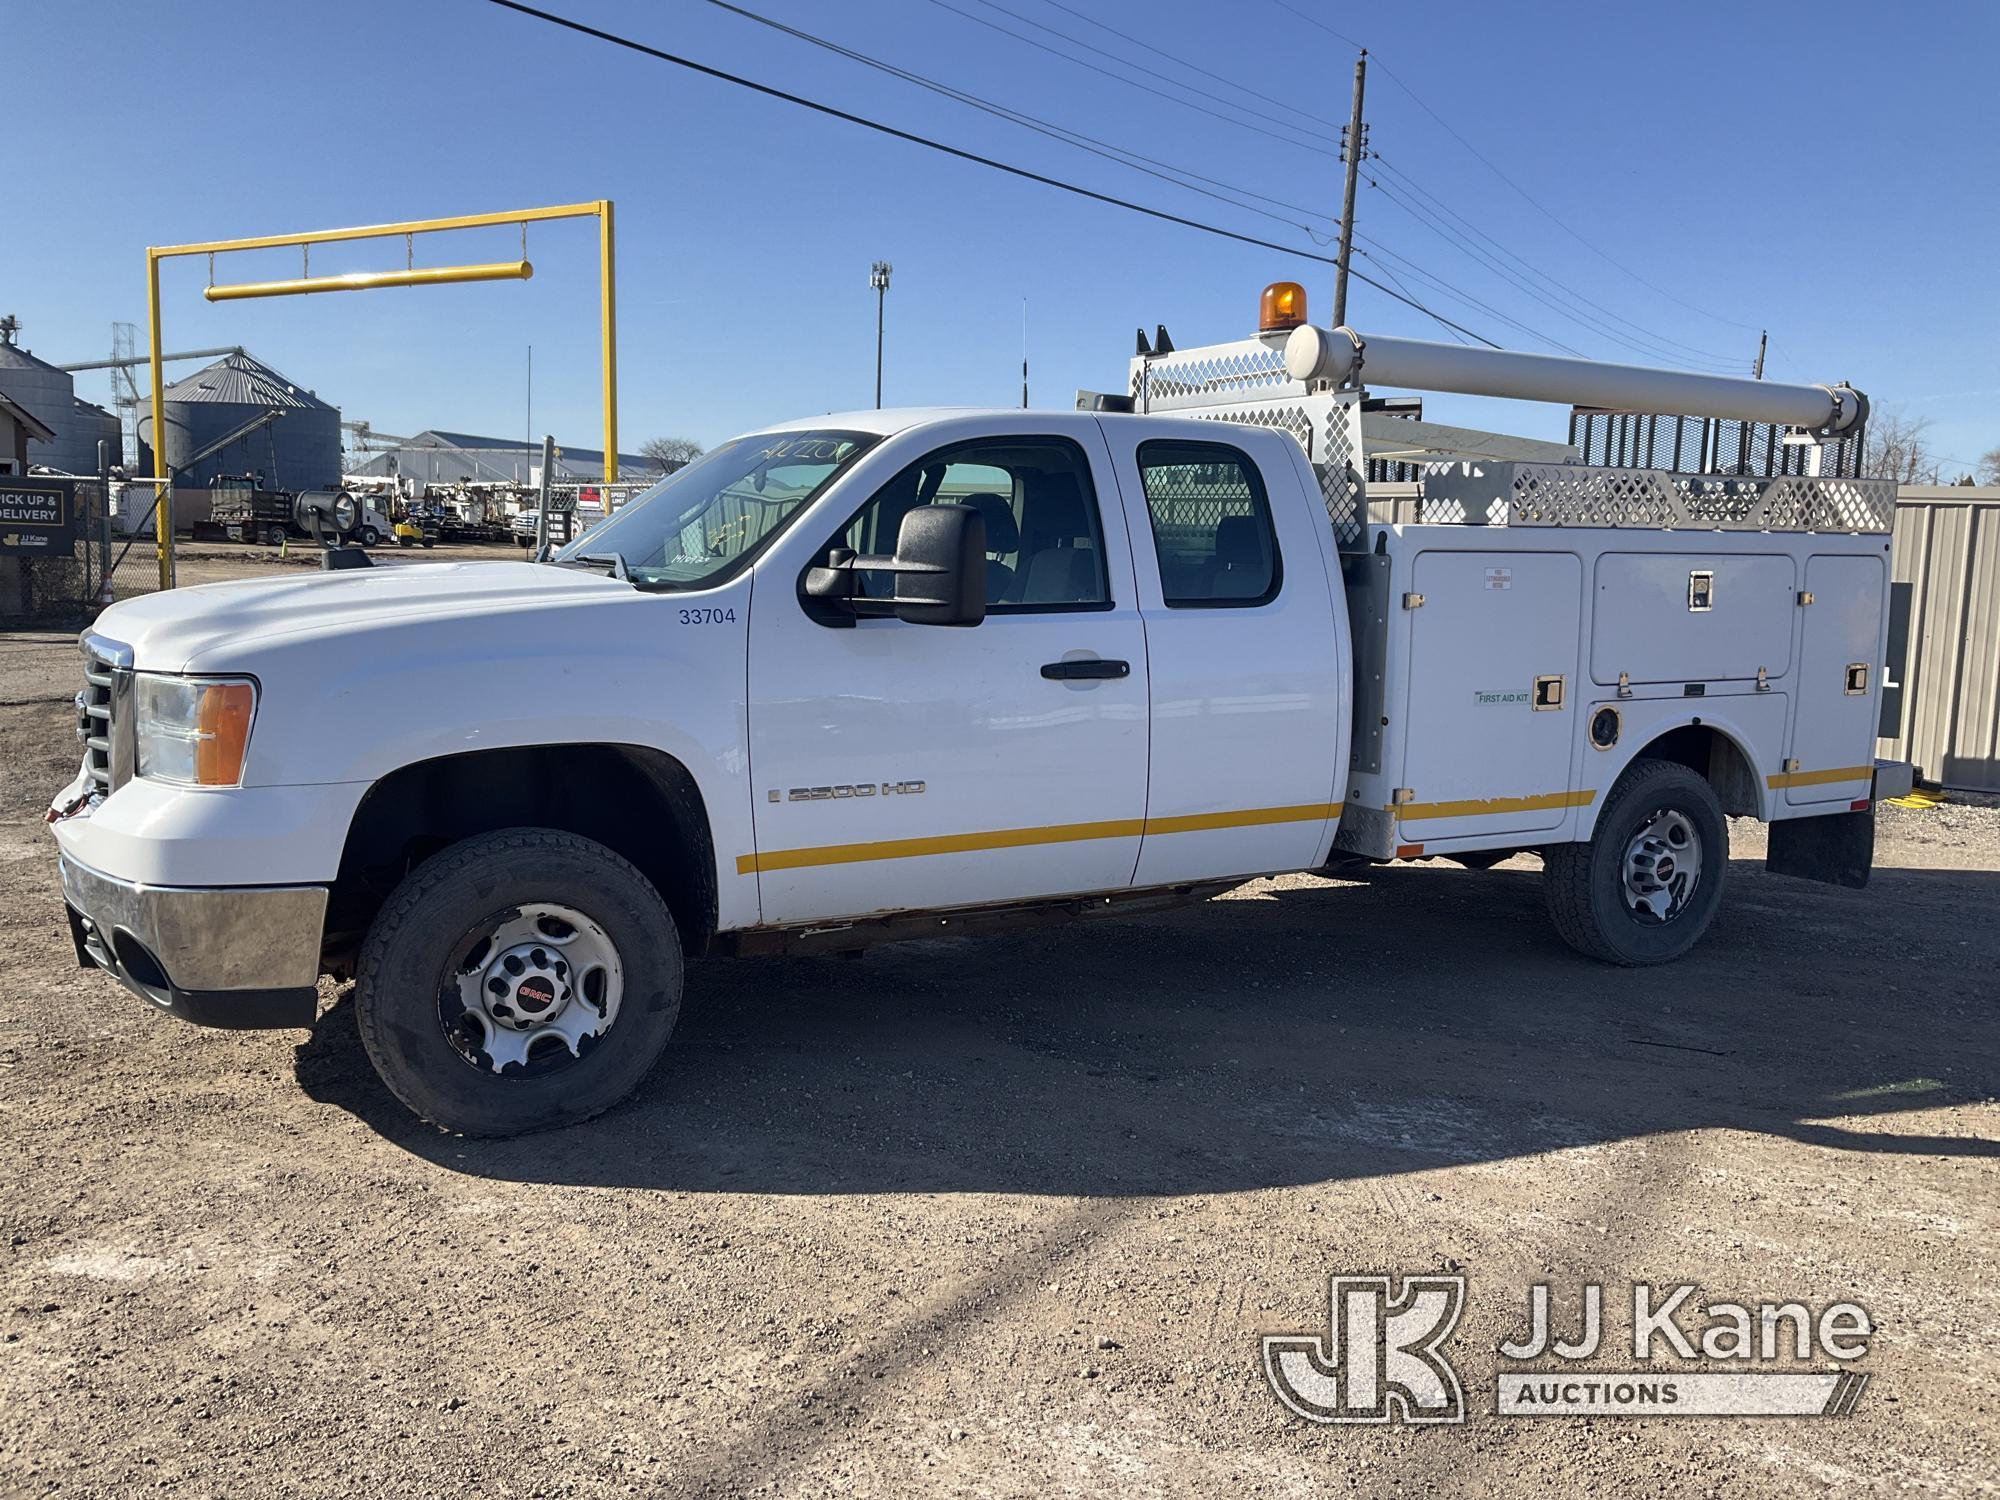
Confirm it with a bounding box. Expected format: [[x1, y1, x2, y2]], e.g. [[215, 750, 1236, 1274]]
[[204, 260, 535, 302], [146, 201, 616, 590]]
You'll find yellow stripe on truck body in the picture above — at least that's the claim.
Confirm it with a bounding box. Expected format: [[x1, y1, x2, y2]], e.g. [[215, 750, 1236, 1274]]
[[738, 802, 1343, 876]]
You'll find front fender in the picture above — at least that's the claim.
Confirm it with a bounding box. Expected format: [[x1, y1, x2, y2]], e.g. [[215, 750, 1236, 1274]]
[[176, 583, 755, 917]]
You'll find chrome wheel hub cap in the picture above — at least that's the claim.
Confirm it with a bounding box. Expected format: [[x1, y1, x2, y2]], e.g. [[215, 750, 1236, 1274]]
[[445, 903, 623, 1074], [1622, 809, 1702, 924]]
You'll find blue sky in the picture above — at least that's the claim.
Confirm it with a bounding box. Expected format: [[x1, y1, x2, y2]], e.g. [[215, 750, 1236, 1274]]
[[8, 0, 1997, 473]]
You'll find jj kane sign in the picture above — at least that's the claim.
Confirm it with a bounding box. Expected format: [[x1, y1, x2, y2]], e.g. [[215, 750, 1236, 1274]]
[[0, 477, 77, 556]]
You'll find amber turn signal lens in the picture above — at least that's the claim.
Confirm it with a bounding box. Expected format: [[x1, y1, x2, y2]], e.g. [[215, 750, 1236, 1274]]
[[1259, 281, 1307, 332], [194, 681, 257, 786]]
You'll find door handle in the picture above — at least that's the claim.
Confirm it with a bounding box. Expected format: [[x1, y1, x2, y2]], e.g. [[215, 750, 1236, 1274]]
[[1041, 658, 1130, 681]]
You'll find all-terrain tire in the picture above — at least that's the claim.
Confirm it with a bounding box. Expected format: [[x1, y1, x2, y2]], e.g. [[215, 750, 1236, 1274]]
[[354, 828, 684, 1135], [1544, 757, 1728, 966]]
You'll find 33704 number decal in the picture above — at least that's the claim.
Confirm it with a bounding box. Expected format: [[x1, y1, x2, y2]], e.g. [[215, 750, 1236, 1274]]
[[677, 607, 737, 625]]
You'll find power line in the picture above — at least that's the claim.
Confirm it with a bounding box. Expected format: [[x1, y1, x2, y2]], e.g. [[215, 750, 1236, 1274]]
[[1263, 0, 1365, 50], [1353, 237, 1587, 357], [697, 0, 1336, 238], [1263, 0, 1761, 333], [957, 0, 1339, 144], [1031, 0, 1341, 131], [706, 0, 1608, 361], [917, 0, 1339, 159], [478, 0, 1503, 347], [1357, 254, 1470, 345], [1369, 153, 1746, 365], [984, 0, 1753, 365], [1364, 174, 1748, 372]]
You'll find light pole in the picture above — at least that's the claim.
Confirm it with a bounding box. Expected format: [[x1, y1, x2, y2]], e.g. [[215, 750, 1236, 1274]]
[[871, 260, 892, 408]]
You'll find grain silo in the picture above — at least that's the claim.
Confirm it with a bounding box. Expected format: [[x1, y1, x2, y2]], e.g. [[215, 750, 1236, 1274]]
[[136, 351, 340, 493], [0, 334, 77, 470]]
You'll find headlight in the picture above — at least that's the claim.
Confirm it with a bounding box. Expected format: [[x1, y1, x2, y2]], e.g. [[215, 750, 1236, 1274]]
[[135, 675, 258, 786]]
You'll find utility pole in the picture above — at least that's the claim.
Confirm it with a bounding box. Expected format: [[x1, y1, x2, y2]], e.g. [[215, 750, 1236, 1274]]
[[1332, 48, 1368, 330], [871, 261, 893, 408], [1753, 330, 1767, 380]]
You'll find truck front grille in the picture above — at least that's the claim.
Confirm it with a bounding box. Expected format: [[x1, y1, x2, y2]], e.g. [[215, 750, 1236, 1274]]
[[76, 635, 134, 799]]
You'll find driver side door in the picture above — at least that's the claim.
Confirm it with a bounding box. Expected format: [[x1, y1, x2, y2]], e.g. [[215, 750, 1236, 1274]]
[[745, 420, 1150, 926]]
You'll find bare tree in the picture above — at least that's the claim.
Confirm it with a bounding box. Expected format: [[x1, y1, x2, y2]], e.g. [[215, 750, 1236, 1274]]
[[640, 436, 704, 472], [1864, 408, 1940, 485], [1979, 445, 2000, 486]]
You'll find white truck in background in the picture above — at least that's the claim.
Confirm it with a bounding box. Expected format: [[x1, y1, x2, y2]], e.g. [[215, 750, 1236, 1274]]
[[47, 286, 1909, 1136]]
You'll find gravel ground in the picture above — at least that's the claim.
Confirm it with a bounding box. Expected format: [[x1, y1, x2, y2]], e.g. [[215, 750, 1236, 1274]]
[[1, 552, 1995, 1498]]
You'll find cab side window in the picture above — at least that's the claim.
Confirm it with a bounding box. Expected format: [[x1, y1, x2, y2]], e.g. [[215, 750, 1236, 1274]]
[[830, 437, 1110, 610], [1136, 440, 1281, 607]]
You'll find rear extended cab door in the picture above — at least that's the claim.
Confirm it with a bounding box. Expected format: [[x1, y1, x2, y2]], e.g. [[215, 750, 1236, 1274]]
[[1098, 417, 1348, 885]]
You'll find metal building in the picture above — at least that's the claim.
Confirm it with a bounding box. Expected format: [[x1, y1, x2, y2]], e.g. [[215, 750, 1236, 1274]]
[[53, 397, 122, 474], [1878, 486, 2000, 792], [136, 352, 341, 493], [0, 334, 77, 471], [346, 430, 659, 485]]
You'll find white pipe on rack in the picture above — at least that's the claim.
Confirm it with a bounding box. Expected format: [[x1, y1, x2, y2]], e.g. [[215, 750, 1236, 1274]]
[[1284, 326, 1863, 432]]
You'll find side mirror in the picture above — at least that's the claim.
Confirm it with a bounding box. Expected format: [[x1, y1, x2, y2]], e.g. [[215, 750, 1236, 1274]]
[[802, 503, 986, 627], [890, 503, 985, 627]]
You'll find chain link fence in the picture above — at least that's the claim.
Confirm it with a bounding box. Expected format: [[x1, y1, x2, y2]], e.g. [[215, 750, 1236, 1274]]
[[8, 478, 109, 622]]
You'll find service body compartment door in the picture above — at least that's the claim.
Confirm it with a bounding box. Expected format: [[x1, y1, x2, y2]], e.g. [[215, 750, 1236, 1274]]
[[1591, 552, 1796, 686], [1787, 553, 1886, 807], [1399, 551, 1582, 840]]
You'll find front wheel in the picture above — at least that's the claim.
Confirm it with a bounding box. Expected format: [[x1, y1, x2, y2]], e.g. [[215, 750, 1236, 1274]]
[[354, 829, 684, 1135], [359, 526, 381, 547], [1543, 757, 1727, 965]]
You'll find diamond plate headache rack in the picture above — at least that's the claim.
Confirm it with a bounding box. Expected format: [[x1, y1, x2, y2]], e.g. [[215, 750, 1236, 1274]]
[[1153, 392, 1367, 545], [1418, 462, 1895, 534], [1130, 337, 1304, 411]]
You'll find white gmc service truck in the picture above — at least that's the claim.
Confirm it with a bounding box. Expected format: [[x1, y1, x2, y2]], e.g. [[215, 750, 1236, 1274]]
[[48, 289, 1909, 1135]]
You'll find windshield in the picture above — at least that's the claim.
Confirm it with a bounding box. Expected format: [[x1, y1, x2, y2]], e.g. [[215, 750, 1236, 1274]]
[[553, 429, 879, 589]]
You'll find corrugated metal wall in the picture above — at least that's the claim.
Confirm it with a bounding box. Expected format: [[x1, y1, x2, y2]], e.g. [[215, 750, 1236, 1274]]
[[1878, 486, 2000, 791]]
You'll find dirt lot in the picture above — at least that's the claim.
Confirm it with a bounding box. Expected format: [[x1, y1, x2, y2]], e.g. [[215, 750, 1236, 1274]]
[[1, 550, 1995, 1497]]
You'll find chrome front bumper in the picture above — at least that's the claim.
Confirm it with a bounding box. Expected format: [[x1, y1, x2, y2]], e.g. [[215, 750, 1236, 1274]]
[[59, 855, 326, 1029]]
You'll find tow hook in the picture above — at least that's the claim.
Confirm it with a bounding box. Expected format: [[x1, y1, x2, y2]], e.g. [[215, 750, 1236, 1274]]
[[47, 793, 89, 825]]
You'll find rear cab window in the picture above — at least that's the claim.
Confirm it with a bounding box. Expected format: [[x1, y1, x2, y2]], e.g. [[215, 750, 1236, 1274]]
[[1135, 440, 1282, 607]]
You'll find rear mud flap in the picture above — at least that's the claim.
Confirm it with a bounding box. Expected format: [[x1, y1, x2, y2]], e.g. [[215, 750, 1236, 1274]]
[[1766, 809, 1874, 890]]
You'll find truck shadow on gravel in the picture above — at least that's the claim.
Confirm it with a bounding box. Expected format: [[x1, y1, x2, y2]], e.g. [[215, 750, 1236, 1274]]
[[295, 860, 2000, 1193]]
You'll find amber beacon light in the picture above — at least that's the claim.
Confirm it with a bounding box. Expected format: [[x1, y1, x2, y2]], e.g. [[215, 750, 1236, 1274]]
[[1259, 281, 1308, 332]]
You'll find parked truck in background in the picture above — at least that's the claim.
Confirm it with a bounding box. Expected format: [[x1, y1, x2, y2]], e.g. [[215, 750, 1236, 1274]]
[[46, 287, 1910, 1136]]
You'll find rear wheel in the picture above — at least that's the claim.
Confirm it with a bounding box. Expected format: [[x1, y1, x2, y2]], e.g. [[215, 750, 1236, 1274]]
[[262, 524, 286, 547], [354, 829, 684, 1135], [1544, 757, 1727, 965]]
